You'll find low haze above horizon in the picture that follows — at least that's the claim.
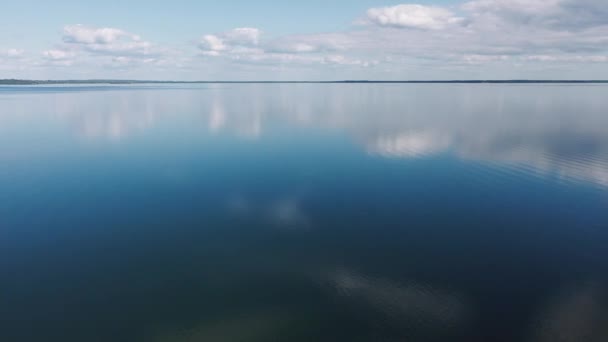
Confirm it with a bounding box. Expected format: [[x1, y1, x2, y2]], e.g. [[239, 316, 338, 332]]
[[1, 0, 607, 80]]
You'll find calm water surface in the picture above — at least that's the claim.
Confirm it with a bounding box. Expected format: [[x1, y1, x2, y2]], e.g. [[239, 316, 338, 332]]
[[1, 84, 607, 341]]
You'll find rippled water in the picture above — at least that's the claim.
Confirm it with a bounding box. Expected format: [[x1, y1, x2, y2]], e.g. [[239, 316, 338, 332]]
[[1, 84, 607, 342]]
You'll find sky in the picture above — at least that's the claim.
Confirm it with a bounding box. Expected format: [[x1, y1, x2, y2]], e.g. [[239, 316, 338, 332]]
[[1, 0, 607, 80]]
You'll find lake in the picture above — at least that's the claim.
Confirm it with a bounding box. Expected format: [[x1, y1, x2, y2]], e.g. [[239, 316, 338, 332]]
[[1, 84, 607, 342]]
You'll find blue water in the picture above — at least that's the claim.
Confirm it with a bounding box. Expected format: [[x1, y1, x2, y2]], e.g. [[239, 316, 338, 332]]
[[1, 84, 607, 341]]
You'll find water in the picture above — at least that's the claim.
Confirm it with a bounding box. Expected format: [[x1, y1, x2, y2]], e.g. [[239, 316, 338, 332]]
[[1, 84, 607, 342]]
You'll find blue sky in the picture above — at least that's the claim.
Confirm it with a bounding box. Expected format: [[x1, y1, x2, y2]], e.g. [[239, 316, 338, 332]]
[[1, 0, 607, 80]]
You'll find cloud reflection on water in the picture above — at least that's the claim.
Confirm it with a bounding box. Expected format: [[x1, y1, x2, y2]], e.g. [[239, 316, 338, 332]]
[[227, 195, 311, 229], [330, 269, 470, 328], [2, 84, 607, 187], [207, 84, 608, 187], [532, 282, 608, 342]]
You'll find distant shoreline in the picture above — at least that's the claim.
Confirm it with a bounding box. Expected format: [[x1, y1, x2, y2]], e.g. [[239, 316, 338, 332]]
[[2, 79, 608, 85]]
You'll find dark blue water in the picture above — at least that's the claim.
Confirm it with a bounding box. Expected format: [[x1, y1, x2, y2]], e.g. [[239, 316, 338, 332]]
[[1, 84, 607, 342]]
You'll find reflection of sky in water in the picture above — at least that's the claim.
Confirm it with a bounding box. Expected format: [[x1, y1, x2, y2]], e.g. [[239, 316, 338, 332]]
[[3, 84, 606, 187], [1, 84, 607, 342]]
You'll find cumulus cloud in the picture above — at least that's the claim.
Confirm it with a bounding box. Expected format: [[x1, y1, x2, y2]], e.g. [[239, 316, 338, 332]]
[[61, 24, 155, 57], [316, 0, 608, 70], [13, 0, 608, 78], [366, 4, 465, 30], [197, 27, 376, 70], [195, 0, 608, 75], [25, 24, 177, 73], [199, 35, 228, 55], [199, 28, 261, 56], [63, 25, 134, 45]]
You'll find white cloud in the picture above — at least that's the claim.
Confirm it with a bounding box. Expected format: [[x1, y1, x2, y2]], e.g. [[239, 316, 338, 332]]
[[366, 4, 465, 30], [264, 33, 351, 54], [63, 25, 134, 44], [62, 25, 155, 57], [324, 55, 377, 67], [525, 55, 608, 63], [462, 54, 510, 63], [199, 28, 261, 56], [223, 27, 261, 46], [2, 48, 24, 58], [8, 0, 608, 79], [23, 24, 179, 73], [197, 28, 376, 70], [271, 42, 319, 53], [272, 0, 608, 72], [43, 49, 74, 60], [199, 35, 228, 53], [0, 49, 27, 72]]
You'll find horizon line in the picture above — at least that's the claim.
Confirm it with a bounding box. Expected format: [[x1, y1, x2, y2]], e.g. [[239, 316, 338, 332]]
[[2, 79, 608, 85]]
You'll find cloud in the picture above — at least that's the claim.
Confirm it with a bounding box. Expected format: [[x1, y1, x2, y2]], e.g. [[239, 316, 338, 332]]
[[199, 35, 228, 55], [462, 0, 562, 19], [1, 48, 24, 58], [199, 28, 261, 56], [324, 55, 377, 67], [197, 28, 376, 70], [463, 0, 608, 30], [12, 0, 608, 79], [61, 24, 155, 57], [264, 33, 351, 54], [195, 0, 608, 77], [366, 4, 465, 30], [524, 55, 608, 63], [39, 49, 76, 66], [310, 1, 608, 70], [269, 42, 319, 53], [0, 49, 27, 71], [26, 24, 179, 73], [461, 54, 511, 63], [63, 25, 134, 45], [42, 49, 74, 60], [223, 27, 261, 46]]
